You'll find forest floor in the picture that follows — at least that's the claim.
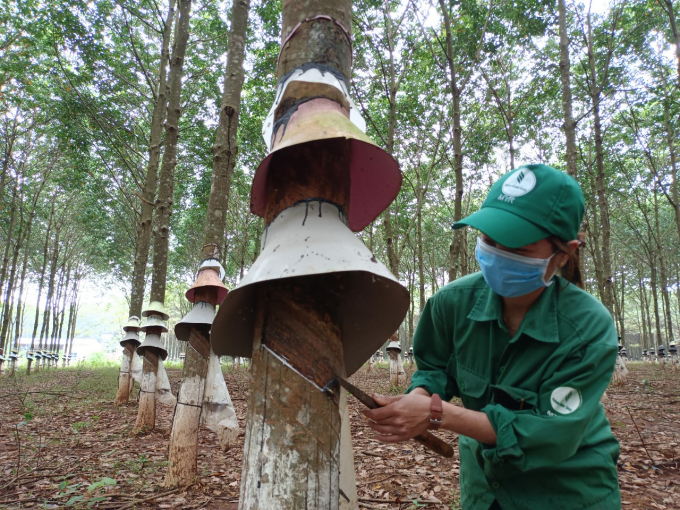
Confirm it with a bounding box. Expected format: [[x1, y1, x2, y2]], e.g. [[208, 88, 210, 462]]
[[0, 361, 678, 510]]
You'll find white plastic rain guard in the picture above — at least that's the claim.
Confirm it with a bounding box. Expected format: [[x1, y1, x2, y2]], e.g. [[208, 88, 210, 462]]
[[123, 316, 141, 332], [142, 301, 169, 321], [386, 340, 401, 352], [201, 347, 239, 450], [120, 330, 140, 347], [261, 64, 366, 147], [140, 314, 168, 334], [136, 333, 168, 360], [175, 301, 215, 341], [211, 200, 409, 376]]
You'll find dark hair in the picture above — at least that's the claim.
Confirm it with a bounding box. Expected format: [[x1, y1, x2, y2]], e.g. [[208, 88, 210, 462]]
[[549, 234, 586, 289]]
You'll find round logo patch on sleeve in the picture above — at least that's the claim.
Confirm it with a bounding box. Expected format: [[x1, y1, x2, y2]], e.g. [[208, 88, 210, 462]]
[[550, 387, 582, 414]]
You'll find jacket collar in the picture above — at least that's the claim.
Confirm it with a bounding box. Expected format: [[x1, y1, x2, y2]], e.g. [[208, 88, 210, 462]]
[[467, 277, 560, 344]]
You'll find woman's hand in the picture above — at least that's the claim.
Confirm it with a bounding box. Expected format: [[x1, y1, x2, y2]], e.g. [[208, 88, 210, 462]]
[[362, 393, 432, 443]]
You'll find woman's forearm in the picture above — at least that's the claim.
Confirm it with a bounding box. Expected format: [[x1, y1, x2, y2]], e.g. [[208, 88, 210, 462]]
[[409, 387, 497, 444], [442, 402, 497, 445]]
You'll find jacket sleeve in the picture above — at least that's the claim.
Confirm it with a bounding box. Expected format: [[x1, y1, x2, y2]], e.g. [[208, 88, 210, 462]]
[[479, 321, 618, 477], [406, 294, 459, 401]]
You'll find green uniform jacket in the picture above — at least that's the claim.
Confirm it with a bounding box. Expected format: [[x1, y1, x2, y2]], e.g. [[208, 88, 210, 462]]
[[407, 272, 621, 510]]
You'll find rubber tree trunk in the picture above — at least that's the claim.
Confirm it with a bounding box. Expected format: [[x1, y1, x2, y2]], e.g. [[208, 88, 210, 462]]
[[0, 173, 18, 304], [164, 0, 249, 488], [135, 350, 159, 432], [133, 0, 193, 433], [387, 351, 405, 387], [238, 3, 359, 506], [28, 200, 55, 374], [240, 279, 344, 509], [117, 0, 176, 406], [439, 0, 491, 282], [115, 343, 136, 405], [557, 0, 577, 178], [585, 11, 614, 314]]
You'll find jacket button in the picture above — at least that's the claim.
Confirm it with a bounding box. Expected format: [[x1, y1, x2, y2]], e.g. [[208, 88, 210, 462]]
[[499, 366, 505, 373], [460, 382, 465, 390], [492, 482, 500, 489]]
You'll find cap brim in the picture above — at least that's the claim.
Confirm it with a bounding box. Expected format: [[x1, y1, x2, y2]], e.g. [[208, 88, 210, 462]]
[[453, 207, 550, 248]]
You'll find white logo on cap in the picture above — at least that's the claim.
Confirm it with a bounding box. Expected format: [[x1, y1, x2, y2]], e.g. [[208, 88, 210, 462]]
[[501, 168, 536, 197], [550, 386, 582, 414]]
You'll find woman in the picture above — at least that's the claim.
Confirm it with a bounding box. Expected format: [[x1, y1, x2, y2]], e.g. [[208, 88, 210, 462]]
[[364, 164, 620, 510]]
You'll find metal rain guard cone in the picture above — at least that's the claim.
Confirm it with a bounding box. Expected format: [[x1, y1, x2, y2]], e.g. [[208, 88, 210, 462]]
[[136, 333, 168, 361], [387, 340, 401, 353], [123, 316, 141, 332], [250, 100, 401, 232], [185, 269, 228, 304], [175, 301, 216, 341], [211, 200, 409, 376], [197, 258, 225, 281], [142, 301, 169, 321], [140, 314, 168, 333], [121, 330, 141, 347]]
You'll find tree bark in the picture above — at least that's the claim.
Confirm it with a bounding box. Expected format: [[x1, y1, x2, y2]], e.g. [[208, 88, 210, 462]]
[[134, 350, 159, 432], [0, 171, 19, 304], [240, 280, 343, 509], [118, 0, 176, 403], [128, 0, 177, 320], [29, 200, 55, 363], [149, 0, 192, 306], [203, 0, 250, 250], [39, 227, 61, 351], [586, 11, 614, 314], [134, 0, 192, 433], [558, 0, 577, 177]]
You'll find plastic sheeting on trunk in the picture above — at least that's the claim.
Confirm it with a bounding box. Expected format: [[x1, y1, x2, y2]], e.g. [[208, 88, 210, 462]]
[[156, 359, 177, 407], [131, 350, 143, 385], [201, 348, 239, 450]]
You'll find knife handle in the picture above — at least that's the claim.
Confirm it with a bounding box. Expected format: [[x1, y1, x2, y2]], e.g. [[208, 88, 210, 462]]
[[413, 431, 455, 458]]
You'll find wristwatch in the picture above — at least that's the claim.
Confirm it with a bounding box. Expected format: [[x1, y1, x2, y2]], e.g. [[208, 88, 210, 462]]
[[429, 393, 443, 430]]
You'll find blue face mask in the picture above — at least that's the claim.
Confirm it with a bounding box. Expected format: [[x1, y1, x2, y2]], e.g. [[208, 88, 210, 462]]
[[475, 238, 555, 298]]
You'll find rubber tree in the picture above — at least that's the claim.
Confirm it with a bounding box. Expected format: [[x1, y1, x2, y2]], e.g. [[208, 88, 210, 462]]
[[115, 0, 177, 406], [164, 0, 250, 488], [210, 1, 409, 507], [133, 0, 193, 432]]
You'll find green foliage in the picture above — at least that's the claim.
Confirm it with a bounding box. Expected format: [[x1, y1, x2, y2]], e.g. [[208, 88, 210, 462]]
[[1, 0, 678, 353]]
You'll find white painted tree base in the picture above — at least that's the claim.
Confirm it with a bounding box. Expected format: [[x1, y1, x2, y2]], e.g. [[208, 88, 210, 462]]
[[115, 349, 133, 405], [135, 366, 158, 432], [388, 353, 406, 386], [339, 387, 358, 510]]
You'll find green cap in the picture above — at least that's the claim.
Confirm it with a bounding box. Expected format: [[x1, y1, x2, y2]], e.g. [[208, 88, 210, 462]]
[[453, 164, 585, 248]]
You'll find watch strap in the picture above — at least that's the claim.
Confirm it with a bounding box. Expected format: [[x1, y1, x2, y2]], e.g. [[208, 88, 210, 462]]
[[429, 393, 443, 430]]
